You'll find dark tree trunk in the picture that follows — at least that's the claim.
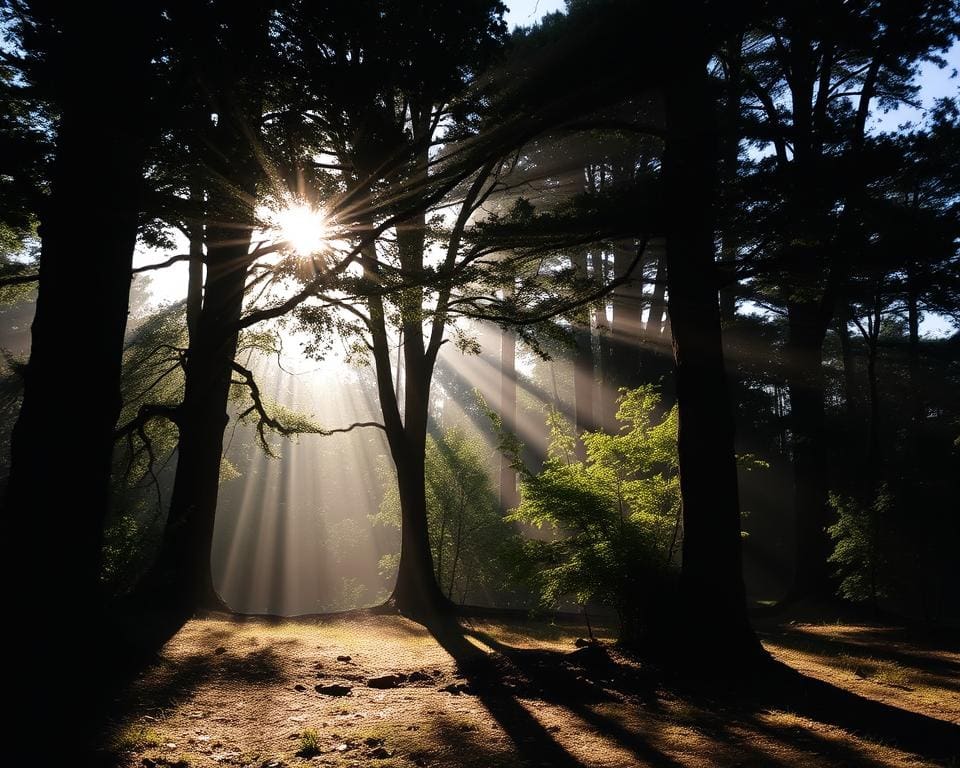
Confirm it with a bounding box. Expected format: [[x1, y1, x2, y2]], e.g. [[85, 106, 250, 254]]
[[4, 4, 152, 612], [836, 304, 858, 425], [3, 5, 155, 759], [186, 175, 205, 346], [640, 242, 672, 394], [604, 242, 645, 428], [387, 199, 451, 619], [658, 21, 760, 665], [571, 252, 595, 440], [499, 323, 519, 510], [786, 302, 832, 599], [906, 257, 922, 431], [146, 4, 267, 614]]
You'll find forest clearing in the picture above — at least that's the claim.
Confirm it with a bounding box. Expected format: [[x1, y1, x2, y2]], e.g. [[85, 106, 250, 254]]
[[108, 612, 958, 768]]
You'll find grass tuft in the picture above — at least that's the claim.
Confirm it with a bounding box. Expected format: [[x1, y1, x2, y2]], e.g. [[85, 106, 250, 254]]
[[297, 727, 322, 757]]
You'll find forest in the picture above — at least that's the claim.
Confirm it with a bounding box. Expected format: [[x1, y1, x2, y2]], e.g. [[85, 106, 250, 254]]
[[1, 0, 958, 766]]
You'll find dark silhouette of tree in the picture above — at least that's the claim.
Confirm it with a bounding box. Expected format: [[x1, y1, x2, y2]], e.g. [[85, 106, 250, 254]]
[[725, 0, 958, 599]]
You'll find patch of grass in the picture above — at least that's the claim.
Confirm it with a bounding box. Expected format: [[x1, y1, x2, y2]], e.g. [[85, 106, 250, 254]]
[[112, 724, 163, 752], [835, 654, 916, 687], [297, 728, 322, 757]]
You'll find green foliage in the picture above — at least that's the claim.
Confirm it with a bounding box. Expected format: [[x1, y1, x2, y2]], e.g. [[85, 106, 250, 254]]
[[500, 386, 680, 638], [827, 485, 892, 605], [297, 728, 321, 758], [375, 426, 521, 604]]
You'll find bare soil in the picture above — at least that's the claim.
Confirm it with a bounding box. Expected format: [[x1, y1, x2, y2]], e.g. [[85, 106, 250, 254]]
[[107, 614, 960, 768]]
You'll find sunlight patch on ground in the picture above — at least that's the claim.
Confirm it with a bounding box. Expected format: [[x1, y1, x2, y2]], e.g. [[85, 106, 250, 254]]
[[109, 616, 957, 768]]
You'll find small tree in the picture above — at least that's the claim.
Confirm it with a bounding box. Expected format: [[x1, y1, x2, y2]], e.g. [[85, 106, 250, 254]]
[[501, 386, 680, 642], [376, 426, 521, 605], [827, 484, 892, 609]]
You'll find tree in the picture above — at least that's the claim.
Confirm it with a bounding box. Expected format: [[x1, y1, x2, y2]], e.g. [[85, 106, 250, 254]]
[[728, 0, 959, 599], [2, 1, 160, 612], [502, 386, 680, 642], [659, 0, 760, 662], [377, 426, 520, 605]]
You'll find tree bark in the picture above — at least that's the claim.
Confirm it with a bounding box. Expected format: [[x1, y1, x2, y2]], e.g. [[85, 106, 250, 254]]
[[146, 3, 267, 614], [4, 4, 152, 612], [499, 321, 519, 510], [571, 251, 595, 441], [658, 19, 760, 664], [3, 5, 155, 759], [786, 302, 832, 598]]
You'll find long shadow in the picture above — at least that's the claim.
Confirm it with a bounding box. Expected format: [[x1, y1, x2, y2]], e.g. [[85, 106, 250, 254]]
[[460, 624, 960, 764], [759, 626, 960, 691], [426, 617, 590, 768], [759, 659, 960, 760], [426, 617, 685, 768], [462, 626, 689, 768]]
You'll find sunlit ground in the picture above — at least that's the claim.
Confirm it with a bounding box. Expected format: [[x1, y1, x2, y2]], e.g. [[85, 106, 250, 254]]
[[108, 616, 958, 767]]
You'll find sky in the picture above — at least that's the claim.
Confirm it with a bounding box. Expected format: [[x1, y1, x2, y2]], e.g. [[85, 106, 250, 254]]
[[504, 0, 566, 29]]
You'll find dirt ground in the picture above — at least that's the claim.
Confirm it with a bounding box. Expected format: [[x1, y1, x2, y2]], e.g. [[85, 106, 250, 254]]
[[107, 614, 960, 768]]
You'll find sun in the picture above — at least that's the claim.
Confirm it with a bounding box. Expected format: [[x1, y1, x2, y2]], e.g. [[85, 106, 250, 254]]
[[265, 201, 331, 256]]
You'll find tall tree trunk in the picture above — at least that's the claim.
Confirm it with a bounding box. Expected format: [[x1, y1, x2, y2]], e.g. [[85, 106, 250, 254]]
[[571, 251, 595, 441], [906, 256, 922, 432], [640, 242, 672, 395], [147, 4, 267, 614], [658, 17, 760, 664], [786, 302, 832, 599], [387, 211, 450, 617], [836, 304, 858, 425], [3, 4, 154, 759], [186, 174, 205, 346], [5, 4, 152, 610], [605, 242, 645, 428], [499, 321, 519, 510]]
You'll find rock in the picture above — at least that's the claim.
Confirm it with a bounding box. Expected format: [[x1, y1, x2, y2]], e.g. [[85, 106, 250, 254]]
[[567, 644, 609, 667], [441, 682, 473, 695], [293, 684, 306, 692], [408, 671, 431, 683], [367, 674, 406, 689], [574, 637, 591, 648], [334, 742, 352, 752], [315, 684, 352, 696], [369, 747, 392, 759], [141, 759, 156, 768], [214, 646, 227, 655], [364, 737, 385, 747], [336, 655, 352, 662]]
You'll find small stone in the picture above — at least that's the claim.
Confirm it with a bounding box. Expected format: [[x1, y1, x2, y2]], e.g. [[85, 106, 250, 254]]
[[367, 674, 405, 689], [335, 742, 351, 752], [369, 747, 392, 759], [214, 646, 227, 655], [408, 671, 431, 682], [294, 684, 306, 692], [315, 684, 352, 696], [336, 655, 352, 662], [574, 637, 590, 648]]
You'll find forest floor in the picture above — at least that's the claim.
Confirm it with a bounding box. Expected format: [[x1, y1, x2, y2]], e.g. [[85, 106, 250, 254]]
[[105, 612, 959, 768]]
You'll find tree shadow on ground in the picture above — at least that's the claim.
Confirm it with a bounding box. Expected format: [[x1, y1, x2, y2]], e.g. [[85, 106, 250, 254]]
[[429, 618, 960, 767], [759, 624, 960, 693], [426, 617, 684, 768]]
